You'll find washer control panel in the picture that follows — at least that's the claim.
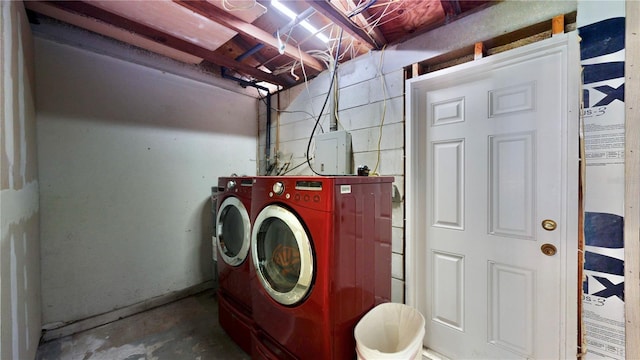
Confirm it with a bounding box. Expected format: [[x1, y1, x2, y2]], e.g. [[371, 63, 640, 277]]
[[267, 179, 325, 206], [272, 181, 285, 195]]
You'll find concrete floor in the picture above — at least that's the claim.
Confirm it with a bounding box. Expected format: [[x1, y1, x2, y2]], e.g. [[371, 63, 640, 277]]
[[36, 289, 250, 360]]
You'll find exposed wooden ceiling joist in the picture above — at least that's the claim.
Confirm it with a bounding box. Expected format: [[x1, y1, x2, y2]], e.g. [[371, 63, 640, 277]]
[[331, 0, 387, 47], [175, 0, 325, 73], [89, 0, 237, 52], [440, 0, 495, 27], [205, 0, 267, 24], [441, 0, 462, 23], [25, 0, 497, 90], [42, 1, 290, 87], [304, 0, 379, 49], [24, 1, 203, 65]]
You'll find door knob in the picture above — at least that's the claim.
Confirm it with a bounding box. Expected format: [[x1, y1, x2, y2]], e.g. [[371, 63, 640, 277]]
[[541, 243, 557, 256], [541, 219, 557, 231]]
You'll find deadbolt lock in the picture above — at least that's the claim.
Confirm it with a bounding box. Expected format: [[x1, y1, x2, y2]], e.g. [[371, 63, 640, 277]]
[[541, 243, 557, 256], [541, 219, 557, 231]]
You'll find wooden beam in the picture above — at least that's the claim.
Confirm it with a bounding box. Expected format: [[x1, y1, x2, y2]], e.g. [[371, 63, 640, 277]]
[[411, 63, 420, 78], [175, 0, 325, 72], [333, 0, 387, 47], [304, 0, 379, 49], [552, 14, 564, 36], [578, 133, 586, 357], [474, 42, 484, 60], [88, 0, 237, 52], [625, 1, 640, 358], [441, 0, 462, 23], [391, 1, 494, 46], [352, 7, 387, 47], [43, 1, 290, 87], [24, 1, 203, 65]]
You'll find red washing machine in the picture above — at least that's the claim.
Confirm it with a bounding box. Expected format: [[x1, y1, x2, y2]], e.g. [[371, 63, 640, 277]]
[[215, 176, 255, 354], [249, 176, 393, 360]]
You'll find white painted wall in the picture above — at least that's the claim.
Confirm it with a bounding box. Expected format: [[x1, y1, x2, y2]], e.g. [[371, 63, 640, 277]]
[[258, 0, 579, 304], [1, 2, 42, 359], [35, 37, 258, 327]]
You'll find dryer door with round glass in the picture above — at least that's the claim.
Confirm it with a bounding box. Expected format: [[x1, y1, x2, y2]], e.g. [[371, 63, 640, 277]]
[[251, 204, 314, 306], [216, 197, 251, 266]]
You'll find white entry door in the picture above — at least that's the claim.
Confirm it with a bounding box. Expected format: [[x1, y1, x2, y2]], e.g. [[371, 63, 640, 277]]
[[406, 33, 579, 359]]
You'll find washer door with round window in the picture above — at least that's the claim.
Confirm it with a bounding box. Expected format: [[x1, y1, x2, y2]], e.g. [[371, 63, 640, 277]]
[[216, 197, 251, 266], [251, 204, 314, 306]]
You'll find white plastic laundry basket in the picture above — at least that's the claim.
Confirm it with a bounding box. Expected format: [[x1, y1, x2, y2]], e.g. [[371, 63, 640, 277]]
[[354, 303, 426, 360]]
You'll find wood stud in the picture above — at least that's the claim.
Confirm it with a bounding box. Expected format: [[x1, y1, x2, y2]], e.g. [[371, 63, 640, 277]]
[[552, 14, 565, 36], [404, 12, 575, 78], [625, 1, 640, 358], [474, 42, 484, 60]]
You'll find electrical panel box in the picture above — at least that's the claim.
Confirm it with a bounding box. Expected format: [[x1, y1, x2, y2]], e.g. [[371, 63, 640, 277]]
[[314, 130, 352, 175]]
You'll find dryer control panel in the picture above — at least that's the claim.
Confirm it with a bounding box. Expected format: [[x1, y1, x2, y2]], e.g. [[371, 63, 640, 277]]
[[261, 177, 332, 212], [217, 176, 253, 200]]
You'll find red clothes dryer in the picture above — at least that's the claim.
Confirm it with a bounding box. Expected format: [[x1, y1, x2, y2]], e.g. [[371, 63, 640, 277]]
[[216, 176, 254, 353], [249, 176, 393, 360]]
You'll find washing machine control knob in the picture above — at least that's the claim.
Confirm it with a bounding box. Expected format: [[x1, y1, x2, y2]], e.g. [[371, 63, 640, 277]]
[[227, 180, 236, 190], [272, 181, 285, 195]]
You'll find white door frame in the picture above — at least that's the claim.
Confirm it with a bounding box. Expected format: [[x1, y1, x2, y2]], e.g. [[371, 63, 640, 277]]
[[405, 32, 580, 358]]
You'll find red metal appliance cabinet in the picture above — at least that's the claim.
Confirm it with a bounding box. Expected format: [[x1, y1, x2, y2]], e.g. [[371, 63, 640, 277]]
[[249, 176, 393, 360], [216, 176, 255, 354]]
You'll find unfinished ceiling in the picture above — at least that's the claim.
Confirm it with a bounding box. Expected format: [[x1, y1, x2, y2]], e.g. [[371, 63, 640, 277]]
[[25, 0, 495, 91]]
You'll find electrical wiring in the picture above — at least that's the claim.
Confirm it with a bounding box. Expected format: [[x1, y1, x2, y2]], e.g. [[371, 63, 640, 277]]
[[255, 43, 334, 176], [272, 47, 334, 79], [263, 1, 376, 80], [256, 87, 269, 107], [281, 156, 314, 175], [305, 28, 344, 176], [276, 26, 297, 55], [272, 47, 333, 136], [275, 153, 293, 175], [255, 88, 317, 176], [271, 44, 335, 79], [307, 49, 334, 67], [327, 25, 339, 59], [294, 22, 333, 49], [362, 1, 425, 30], [297, 47, 322, 123], [255, 87, 325, 133], [260, 14, 350, 176], [364, 1, 392, 30], [349, 38, 359, 59], [289, 64, 300, 81], [258, 0, 404, 177], [368, 8, 421, 29], [272, 61, 298, 76], [301, 37, 338, 121], [372, 45, 388, 176], [332, 69, 339, 130], [346, 0, 422, 37], [347, 0, 377, 18], [334, 39, 352, 62], [310, 25, 347, 134], [365, 0, 400, 9], [334, 0, 378, 46]]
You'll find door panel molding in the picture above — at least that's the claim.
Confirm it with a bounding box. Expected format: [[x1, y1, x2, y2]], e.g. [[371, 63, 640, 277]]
[[406, 32, 580, 358]]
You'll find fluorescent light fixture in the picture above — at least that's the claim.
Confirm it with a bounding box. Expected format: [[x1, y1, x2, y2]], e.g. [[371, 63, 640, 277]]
[[271, 0, 297, 18], [271, 0, 330, 43]]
